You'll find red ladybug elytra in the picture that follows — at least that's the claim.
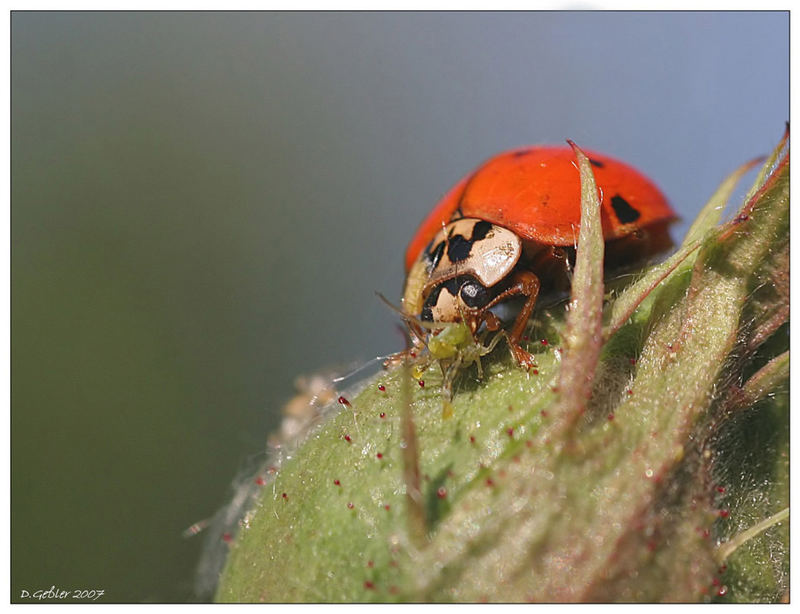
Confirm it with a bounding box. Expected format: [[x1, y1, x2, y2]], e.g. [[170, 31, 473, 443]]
[[402, 145, 676, 367]]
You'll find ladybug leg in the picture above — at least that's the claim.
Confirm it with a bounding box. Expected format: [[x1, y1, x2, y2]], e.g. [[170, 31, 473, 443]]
[[482, 310, 503, 332], [479, 270, 540, 369]]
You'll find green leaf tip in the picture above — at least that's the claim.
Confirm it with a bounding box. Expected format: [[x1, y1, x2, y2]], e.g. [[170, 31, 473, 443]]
[[552, 141, 605, 429]]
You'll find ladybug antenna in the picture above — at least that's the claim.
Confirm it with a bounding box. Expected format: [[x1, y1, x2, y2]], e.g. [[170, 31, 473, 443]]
[[375, 291, 412, 319]]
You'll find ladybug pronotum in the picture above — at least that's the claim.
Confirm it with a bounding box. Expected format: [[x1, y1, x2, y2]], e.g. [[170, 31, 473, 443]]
[[402, 145, 676, 367]]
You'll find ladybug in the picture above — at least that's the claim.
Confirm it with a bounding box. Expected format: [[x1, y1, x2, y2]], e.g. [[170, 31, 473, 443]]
[[402, 145, 676, 368]]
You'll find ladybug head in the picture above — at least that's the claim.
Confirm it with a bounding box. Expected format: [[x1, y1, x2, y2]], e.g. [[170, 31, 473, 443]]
[[403, 218, 523, 325]]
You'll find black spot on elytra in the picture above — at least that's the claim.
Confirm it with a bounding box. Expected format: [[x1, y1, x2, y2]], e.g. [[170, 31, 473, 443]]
[[589, 158, 605, 168], [512, 148, 532, 158], [610, 194, 641, 224]]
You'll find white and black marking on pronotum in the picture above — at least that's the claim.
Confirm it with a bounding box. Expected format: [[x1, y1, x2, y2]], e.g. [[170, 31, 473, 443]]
[[424, 219, 494, 267]]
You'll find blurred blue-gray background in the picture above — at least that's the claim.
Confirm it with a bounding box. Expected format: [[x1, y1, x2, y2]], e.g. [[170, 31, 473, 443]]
[[12, 11, 788, 602]]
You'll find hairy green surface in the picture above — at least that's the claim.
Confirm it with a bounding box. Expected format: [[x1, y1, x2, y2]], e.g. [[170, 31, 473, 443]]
[[216, 135, 789, 603]]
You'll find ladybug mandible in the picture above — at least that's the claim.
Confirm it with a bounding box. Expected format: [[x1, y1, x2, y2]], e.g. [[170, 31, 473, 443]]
[[402, 145, 676, 368]]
